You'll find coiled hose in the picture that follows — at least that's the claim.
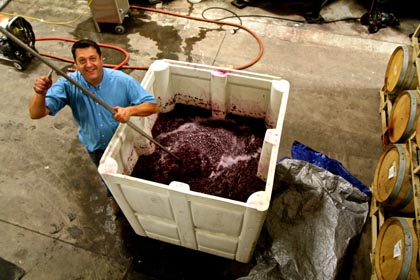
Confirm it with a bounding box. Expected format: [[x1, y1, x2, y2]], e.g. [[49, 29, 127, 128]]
[[35, 5, 264, 71]]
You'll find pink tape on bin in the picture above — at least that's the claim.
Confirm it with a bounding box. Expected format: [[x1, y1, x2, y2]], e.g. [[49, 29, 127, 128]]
[[265, 129, 280, 145], [248, 192, 270, 211], [98, 157, 118, 174]]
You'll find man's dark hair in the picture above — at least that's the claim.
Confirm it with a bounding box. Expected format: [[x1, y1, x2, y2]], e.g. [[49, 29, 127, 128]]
[[71, 39, 101, 60]]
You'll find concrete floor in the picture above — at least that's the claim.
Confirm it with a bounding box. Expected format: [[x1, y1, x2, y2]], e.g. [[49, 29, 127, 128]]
[[0, 0, 419, 279]]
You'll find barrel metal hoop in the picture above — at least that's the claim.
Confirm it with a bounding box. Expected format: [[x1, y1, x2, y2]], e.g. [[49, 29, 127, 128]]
[[395, 217, 413, 280], [395, 46, 410, 93], [384, 144, 406, 205], [395, 183, 413, 210], [402, 91, 418, 141], [405, 62, 416, 89]]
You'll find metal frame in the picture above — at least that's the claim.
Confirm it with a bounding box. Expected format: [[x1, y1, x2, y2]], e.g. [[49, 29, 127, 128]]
[[89, 0, 130, 34]]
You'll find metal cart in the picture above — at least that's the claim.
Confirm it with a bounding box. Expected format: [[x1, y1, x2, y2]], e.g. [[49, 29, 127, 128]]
[[89, 0, 130, 34]]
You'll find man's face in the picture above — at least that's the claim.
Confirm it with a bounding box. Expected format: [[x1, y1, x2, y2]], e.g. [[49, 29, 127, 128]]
[[74, 46, 104, 86]]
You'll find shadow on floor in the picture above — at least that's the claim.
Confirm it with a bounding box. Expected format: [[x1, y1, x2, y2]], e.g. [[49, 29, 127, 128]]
[[118, 217, 254, 280]]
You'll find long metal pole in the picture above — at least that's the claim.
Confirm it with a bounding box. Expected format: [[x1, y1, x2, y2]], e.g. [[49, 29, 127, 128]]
[[0, 26, 180, 161]]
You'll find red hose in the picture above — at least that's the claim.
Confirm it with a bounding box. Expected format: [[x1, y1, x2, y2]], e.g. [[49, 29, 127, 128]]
[[35, 37, 130, 70], [35, 5, 264, 71], [130, 5, 264, 70]]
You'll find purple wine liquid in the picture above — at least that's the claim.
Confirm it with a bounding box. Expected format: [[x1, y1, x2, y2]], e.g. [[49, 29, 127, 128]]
[[131, 104, 266, 202]]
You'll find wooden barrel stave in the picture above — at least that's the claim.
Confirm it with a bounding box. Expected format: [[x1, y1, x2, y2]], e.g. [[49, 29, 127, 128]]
[[388, 90, 420, 144], [372, 144, 414, 214], [374, 217, 420, 280], [384, 45, 418, 97]]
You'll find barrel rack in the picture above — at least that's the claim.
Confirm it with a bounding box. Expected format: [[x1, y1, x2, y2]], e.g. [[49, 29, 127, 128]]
[[370, 195, 385, 279], [370, 24, 420, 280]]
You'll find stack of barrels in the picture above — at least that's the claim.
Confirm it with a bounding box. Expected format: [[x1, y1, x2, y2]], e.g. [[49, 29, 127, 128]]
[[372, 44, 420, 280]]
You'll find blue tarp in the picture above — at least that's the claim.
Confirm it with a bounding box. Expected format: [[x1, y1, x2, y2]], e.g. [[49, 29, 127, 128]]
[[290, 141, 372, 196]]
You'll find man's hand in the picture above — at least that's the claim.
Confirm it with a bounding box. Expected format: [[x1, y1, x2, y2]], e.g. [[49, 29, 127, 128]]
[[113, 102, 158, 123], [113, 106, 132, 123], [33, 75, 52, 96]]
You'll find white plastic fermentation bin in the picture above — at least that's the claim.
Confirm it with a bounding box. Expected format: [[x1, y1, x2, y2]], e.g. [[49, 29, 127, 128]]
[[98, 60, 289, 263]]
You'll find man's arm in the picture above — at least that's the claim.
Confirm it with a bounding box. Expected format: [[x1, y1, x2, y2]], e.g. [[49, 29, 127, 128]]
[[29, 75, 52, 119]]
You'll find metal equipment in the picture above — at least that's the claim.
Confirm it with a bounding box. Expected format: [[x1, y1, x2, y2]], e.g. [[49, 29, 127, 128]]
[[0, 15, 36, 70], [360, 0, 399, 33], [89, 0, 130, 34]]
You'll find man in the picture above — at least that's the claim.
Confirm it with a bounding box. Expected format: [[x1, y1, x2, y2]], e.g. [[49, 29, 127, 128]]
[[30, 39, 158, 214], [30, 39, 158, 166]]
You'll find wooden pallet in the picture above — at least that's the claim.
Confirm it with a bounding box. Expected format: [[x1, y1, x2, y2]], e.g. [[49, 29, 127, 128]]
[[408, 132, 420, 259], [370, 195, 385, 280], [379, 89, 392, 147], [411, 25, 420, 84], [371, 63, 391, 280], [408, 24, 420, 251]]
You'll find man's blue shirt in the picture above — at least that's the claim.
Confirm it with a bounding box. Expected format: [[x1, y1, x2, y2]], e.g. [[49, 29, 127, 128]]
[[45, 68, 156, 152]]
